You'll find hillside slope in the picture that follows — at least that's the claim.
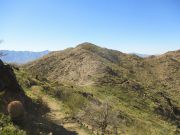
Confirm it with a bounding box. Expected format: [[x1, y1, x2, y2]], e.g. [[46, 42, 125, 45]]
[[0, 60, 82, 135], [25, 43, 143, 85], [23, 43, 180, 134]]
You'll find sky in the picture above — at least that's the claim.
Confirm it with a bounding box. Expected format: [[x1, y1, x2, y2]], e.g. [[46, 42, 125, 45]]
[[0, 0, 180, 54]]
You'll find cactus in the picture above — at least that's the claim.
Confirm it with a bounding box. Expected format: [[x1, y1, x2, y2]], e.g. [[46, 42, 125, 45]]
[[7, 101, 25, 120]]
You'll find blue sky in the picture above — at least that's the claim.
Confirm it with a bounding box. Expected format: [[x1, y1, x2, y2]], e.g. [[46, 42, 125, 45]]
[[0, 0, 180, 54]]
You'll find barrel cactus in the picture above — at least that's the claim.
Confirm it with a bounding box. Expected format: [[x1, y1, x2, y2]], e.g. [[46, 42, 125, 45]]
[[7, 101, 25, 120]]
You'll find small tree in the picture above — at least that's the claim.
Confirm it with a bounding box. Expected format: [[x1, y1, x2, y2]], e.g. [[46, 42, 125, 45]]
[[84, 102, 120, 135]]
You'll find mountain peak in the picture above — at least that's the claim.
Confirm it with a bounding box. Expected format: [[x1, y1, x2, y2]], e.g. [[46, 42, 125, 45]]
[[76, 42, 99, 50], [77, 42, 96, 46]]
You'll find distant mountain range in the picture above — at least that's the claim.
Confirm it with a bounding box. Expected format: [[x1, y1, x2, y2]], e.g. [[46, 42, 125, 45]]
[[0, 50, 49, 64], [0, 49, 151, 64], [131, 53, 151, 57]]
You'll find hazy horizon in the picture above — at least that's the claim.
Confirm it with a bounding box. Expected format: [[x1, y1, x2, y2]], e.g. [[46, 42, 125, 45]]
[[0, 42, 179, 55], [1, 0, 180, 54]]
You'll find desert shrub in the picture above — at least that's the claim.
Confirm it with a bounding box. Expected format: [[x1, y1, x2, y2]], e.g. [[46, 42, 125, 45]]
[[7, 101, 25, 120], [0, 125, 26, 135], [0, 113, 26, 135], [61, 90, 87, 116], [53, 88, 62, 98]]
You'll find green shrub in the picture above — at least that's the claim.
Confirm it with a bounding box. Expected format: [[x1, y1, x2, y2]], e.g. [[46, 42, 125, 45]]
[[0, 124, 26, 135], [60, 89, 87, 116], [0, 113, 26, 135]]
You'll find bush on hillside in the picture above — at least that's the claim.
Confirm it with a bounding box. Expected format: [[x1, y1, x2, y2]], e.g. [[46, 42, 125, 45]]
[[0, 113, 26, 135], [60, 89, 87, 116]]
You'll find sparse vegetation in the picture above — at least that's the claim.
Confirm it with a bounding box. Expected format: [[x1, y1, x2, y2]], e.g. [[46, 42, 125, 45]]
[[23, 43, 179, 134], [61, 90, 87, 116], [0, 113, 26, 135], [84, 102, 120, 135], [0, 44, 179, 134]]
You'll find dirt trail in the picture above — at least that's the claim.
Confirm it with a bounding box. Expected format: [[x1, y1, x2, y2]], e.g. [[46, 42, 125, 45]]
[[41, 94, 90, 135]]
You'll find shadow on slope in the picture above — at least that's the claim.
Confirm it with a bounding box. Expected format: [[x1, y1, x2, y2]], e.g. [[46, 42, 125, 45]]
[[0, 60, 77, 135]]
